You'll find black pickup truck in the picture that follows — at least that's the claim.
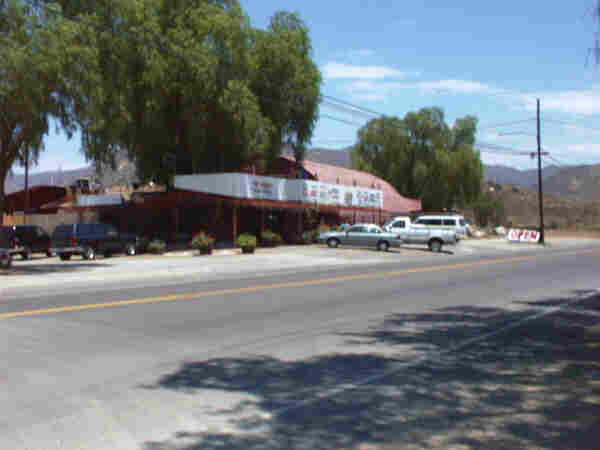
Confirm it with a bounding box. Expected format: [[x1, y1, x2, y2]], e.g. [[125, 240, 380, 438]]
[[51, 223, 142, 261], [0, 227, 23, 268]]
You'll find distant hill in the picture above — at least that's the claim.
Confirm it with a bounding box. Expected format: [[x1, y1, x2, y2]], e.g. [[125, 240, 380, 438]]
[[5, 146, 599, 202], [4, 151, 138, 194], [5, 167, 93, 194], [542, 164, 600, 202], [484, 164, 561, 187]]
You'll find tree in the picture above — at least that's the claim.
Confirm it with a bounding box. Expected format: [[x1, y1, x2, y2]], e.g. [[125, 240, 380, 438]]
[[352, 107, 484, 211], [48, 0, 321, 186], [472, 191, 505, 227], [0, 0, 92, 215]]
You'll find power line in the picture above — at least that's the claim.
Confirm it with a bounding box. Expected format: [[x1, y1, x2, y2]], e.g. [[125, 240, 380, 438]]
[[320, 100, 377, 120], [478, 118, 537, 131], [322, 95, 382, 117], [541, 118, 600, 133], [320, 113, 364, 128]]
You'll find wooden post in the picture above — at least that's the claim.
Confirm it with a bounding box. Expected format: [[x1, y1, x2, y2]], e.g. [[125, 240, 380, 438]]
[[232, 202, 238, 245]]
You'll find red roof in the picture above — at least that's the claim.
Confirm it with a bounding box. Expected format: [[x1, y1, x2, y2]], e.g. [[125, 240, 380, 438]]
[[279, 157, 421, 213], [3, 186, 68, 213]]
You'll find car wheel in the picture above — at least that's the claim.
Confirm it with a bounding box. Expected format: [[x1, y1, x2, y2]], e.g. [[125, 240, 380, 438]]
[[429, 239, 443, 253], [21, 247, 32, 260], [83, 247, 96, 260], [59, 253, 72, 261], [377, 241, 390, 252], [46, 251, 54, 258], [124, 243, 136, 256], [327, 238, 340, 248]]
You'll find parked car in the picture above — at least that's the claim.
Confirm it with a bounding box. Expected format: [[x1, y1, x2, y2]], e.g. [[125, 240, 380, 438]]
[[0, 248, 10, 269], [384, 215, 458, 252], [1, 225, 53, 259], [317, 223, 402, 251], [51, 223, 142, 261], [412, 215, 468, 240], [0, 227, 23, 268]]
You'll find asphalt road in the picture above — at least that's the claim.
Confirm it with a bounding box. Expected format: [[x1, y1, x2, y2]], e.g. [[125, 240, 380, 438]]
[[2, 244, 600, 449]]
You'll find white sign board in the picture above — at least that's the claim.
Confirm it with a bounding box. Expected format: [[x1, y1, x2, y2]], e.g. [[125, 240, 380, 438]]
[[507, 228, 540, 243], [175, 173, 384, 209]]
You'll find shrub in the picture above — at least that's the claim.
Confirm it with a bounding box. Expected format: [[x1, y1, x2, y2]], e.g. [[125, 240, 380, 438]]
[[302, 230, 317, 244], [146, 239, 166, 254], [318, 224, 331, 234], [261, 229, 283, 246], [472, 192, 506, 227], [237, 233, 257, 248], [190, 231, 215, 250]]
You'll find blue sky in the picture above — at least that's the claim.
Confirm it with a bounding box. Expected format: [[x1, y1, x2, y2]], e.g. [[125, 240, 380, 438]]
[[19, 0, 600, 174]]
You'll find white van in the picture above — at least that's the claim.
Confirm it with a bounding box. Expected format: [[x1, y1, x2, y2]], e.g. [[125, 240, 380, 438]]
[[412, 215, 468, 240]]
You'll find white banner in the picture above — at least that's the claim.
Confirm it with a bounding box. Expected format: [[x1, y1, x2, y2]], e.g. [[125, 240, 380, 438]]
[[175, 173, 384, 209], [507, 228, 540, 243]]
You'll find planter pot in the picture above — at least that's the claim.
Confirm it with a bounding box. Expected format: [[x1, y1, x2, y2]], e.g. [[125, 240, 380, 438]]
[[241, 246, 255, 254]]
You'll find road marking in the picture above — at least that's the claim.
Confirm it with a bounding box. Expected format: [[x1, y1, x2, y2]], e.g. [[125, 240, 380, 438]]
[[1, 248, 598, 320]]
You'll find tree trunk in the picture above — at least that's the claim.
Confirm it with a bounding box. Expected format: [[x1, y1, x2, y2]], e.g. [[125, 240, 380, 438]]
[[0, 164, 7, 222]]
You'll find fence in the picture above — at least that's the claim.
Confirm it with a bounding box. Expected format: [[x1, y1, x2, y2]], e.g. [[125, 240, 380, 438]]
[[2, 214, 25, 226], [2, 212, 80, 233]]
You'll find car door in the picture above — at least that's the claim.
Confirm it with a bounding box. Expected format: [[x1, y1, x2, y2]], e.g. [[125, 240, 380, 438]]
[[366, 226, 384, 247], [389, 219, 408, 240], [344, 225, 365, 246], [411, 219, 432, 243], [105, 225, 122, 253], [34, 226, 50, 253]]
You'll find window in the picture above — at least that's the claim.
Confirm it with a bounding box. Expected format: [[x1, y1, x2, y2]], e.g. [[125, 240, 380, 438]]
[[422, 219, 443, 226], [460, 219, 466, 226], [443, 219, 457, 226], [79, 224, 94, 234], [348, 226, 365, 233], [369, 227, 380, 234], [392, 220, 405, 228]]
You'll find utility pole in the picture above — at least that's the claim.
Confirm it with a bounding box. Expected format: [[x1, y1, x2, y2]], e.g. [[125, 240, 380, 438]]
[[536, 99, 545, 245], [24, 147, 30, 225]]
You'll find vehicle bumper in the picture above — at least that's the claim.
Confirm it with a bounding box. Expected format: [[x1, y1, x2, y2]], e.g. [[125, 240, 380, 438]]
[[52, 246, 84, 255]]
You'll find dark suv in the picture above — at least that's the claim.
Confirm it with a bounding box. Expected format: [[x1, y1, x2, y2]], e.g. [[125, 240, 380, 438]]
[[51, 223, 142, 261], [1, 225, 53, 259], [0, 228, 21, 268]]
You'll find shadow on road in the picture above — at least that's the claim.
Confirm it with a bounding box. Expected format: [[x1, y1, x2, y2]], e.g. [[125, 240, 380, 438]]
[[143, 291, 600, 450]]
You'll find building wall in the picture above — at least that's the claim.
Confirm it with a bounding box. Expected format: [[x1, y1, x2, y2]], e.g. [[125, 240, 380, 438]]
[[2, 212, 81, 233]]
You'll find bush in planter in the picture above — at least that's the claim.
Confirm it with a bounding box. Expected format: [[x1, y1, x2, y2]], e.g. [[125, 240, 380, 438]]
[[302, 230, 319, 244], [146, 239, 167, 254], [261, 229, 283, 247], [190, 231, 215, 254], [237, 233, 257, 253], [318, 224, 331, 234]]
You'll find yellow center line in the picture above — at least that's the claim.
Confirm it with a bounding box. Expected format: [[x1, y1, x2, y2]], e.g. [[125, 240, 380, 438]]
[[1, 248, 598, 320]]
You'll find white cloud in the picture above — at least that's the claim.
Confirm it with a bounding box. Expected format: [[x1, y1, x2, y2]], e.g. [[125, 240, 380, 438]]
[[323, 62, 412, 80], [414, 80, 502, 95], [342, 79, 504, 103]]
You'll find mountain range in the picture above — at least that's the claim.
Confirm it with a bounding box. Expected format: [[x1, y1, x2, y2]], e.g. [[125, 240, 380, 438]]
[[5, 147, 600, 201]]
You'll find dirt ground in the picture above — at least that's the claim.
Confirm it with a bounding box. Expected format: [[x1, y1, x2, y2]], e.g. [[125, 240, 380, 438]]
[[546, 229, 600, 240]]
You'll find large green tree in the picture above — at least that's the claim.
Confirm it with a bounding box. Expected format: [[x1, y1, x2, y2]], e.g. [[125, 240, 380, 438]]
[[48, 0, 321, 186], [352, 107, 484, 211], [0, 0, 94, 215]]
